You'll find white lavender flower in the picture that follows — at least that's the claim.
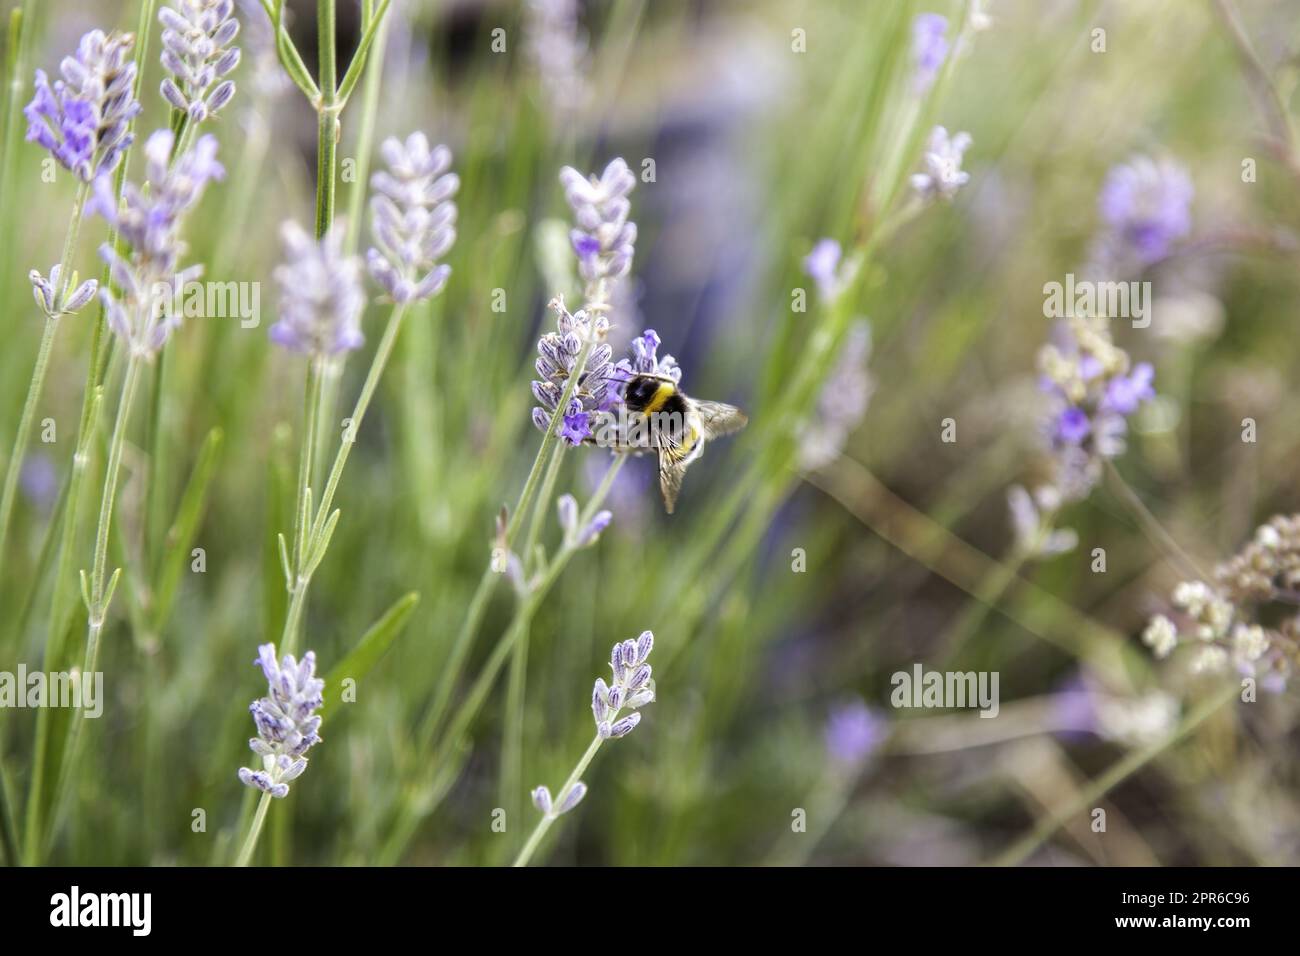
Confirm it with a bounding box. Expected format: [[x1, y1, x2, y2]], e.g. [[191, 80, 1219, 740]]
[[24, 30, 141, 182], [559, 158, 637, 287], [269, 221, 366, 356], [237, 643, 324, 798], [530, 296, 615, 444], [910, 126, 971, 202], [91, 129, 224, 358], [159, 0, 241, 123], [28, 265, 97, 319], [593, 630, 655, 739], [799, 321, 874, 470], [366, 133, 458, 304]]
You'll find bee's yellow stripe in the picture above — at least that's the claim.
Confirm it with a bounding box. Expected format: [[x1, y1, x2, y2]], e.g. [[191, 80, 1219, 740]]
[[642, 382, 674, 415]]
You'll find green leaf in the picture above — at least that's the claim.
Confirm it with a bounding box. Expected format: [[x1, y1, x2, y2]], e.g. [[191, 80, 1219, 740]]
[[319, 591, 420, 722], [336, 0, 392, 105], [150, 427, 223, 631]]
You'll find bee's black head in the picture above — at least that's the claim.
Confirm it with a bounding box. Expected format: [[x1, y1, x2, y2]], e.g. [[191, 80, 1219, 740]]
[[624, 374, 669, 412]]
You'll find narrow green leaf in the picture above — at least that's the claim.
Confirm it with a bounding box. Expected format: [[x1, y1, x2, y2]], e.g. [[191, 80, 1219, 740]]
[[336, 0, 393, 106], [319, 591, 419, 722], [151, 427, 223, 631]]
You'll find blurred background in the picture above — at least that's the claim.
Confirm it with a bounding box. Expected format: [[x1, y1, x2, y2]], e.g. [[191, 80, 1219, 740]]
[[2, 0, 1300, 866]]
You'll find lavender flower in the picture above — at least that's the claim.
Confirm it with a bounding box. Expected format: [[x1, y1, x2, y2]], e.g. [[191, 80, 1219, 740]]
[[799, 320, 874, 470], [593, 630, 656, 739], [531, 781, 586, 816], [24, 30, 141, 182], [237, 643, 324, 798], [1035, 314, 1156, 501], [1093, 156, 1193, 270], [235, 0, 290, 99], [1006, 484, 1077, 557], [366, 133, 458, 304], [269, 222, 366, 356], [556, 493, 612, 548], [525, 0, 589, 122], [803, 238, 845, 303], [910, 126, 971, 202], [912, 13, 949, 91], [159, 0, 241, 123], [530, 296, 615, 444], [559, 158, 637, 288], [825, 699, 885, 765], [92, 129, 224, 358], [28, 264, 97, 319]]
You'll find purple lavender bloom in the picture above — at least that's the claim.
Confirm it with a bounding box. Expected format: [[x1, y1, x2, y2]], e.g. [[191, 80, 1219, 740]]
[[270, 222, 366, 357], [159, 0, 241, 123], [559, 158, 637, 287], [1055, 406, 1091, 444], [911, 13, 949, 91], [530, 298, 616, 443], [1097, 156, 1193, 267], [803, 238, 843, 302], [20, 454, 58, 513], [366, 132, 459, 304], [93, 129, 224, 357], [238, 642, 324, 799], [28, 263, 97, 319], [24, 31, 141, 182], [825, 699, 885, 765], [1100, 361, 1155, 415]]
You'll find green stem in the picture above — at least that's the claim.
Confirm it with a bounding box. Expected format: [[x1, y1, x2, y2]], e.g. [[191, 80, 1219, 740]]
[[35, 354, 144, 862], [0, 181, 91, 589], [315, 0, 338, 240], [513, 734, 603, 867], [344, 4, 388, 255], [991, 681, 1239, 866], [234, 791, 273, 867]]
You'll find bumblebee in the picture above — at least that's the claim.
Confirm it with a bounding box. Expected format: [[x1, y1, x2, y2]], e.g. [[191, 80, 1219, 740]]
[[621, 373, 747, 513]]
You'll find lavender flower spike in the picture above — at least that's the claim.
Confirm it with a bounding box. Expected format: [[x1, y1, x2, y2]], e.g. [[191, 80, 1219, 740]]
[[910, 126, 972, 202], [530, 296, 615, 444], [270, 221, 367, 356], [593, 630, 656, 739], [1093, 155, 1193, 270], [92, 129, 224, 358], [238, 643, 324, 798], [366, 133, 459, 304], [29, 265, 97, 319], [159, 1, 240, 123], [911, 13, 949, 92], [24, 30, 141, 182], [559, 158, 637, 287]]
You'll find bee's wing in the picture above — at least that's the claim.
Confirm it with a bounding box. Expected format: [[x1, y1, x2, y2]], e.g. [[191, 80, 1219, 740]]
[[694, 400, 748, 439], [657, 449, 687, 514]]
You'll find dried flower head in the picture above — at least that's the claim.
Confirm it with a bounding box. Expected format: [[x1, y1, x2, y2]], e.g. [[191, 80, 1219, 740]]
[[1141, 516, 1300, 689], [237, 643, 324, 798], [531, 296, 615, 444], [366, 133, 458, 304], [910, 126, 972, 202], [92, 129, 224, 357], [25, 30, 141, 182], [270, 221, 367, 357], [159, 0, 241, 123], [559, 158, 637, 288]]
